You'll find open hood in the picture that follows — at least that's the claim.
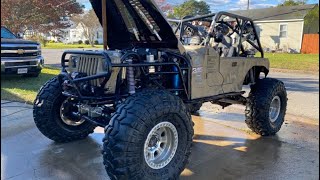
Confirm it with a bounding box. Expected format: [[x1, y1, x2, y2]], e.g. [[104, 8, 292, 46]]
[[90, 0, 179, 50]]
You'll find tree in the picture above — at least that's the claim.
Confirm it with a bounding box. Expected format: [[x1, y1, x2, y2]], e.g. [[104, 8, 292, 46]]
[[304, 5, 319, 33], [278, 0, 307, 6], [155, 0, 173, 14], [1, 0, 83, 35], [277, 1, 319, 34], [71, 9, 101, 47], [168, 0, 211, 19]]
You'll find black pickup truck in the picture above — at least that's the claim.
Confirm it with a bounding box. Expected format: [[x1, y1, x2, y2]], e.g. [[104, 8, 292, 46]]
[[1, 26, 44, 77]]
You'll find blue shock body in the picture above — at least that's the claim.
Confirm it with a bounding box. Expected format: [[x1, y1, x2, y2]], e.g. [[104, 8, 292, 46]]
[[173, 66, 180, 95]]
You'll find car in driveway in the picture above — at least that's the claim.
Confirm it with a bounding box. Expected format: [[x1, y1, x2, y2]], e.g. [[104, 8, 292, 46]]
[[1, 26, 44, 77]]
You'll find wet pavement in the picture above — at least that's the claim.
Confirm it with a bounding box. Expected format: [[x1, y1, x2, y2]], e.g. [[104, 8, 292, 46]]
[[1, 100, 319, 180]]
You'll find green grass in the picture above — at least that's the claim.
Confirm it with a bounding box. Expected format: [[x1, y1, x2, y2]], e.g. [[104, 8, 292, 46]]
[[1, 67, 60, 104], [264, 53, 319, 72], [42, 43, 103, 49]]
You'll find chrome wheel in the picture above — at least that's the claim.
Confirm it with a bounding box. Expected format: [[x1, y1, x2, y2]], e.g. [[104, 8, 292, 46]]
[[60, 99, 85, 126], [144, 122, 178, 169], [269, 96, 281, 123]]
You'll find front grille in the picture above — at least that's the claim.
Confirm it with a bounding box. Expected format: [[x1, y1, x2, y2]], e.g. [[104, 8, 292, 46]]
[[1, 52, 38, 57], [1, 44, 39, 58], [1, 46, 37, 50], [5, 61, 37, 67], [76, 55, 104, 86]]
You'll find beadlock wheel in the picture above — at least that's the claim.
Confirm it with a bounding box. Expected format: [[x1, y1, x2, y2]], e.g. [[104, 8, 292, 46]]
[[269, 96, 281, 123], [144, 122, 178, 169], [60, 99, 85, 126]]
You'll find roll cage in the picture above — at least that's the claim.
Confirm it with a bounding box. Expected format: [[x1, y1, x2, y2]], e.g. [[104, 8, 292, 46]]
[[168, 11, 264, 58]]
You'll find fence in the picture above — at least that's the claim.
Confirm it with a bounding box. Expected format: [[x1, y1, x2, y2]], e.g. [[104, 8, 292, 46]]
[[301, 34, 319, 54]]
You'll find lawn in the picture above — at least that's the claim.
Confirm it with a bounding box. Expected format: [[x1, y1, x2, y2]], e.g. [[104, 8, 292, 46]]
[[1, 67, 60, 104], [42, 43, 103, 49], [1, 53, 319, 104], [264, 53, 319, 72]]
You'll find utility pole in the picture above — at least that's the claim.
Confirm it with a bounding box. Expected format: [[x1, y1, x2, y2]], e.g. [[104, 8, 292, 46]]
[[247, 0, 250, 10], [102, 0, 108, 50]]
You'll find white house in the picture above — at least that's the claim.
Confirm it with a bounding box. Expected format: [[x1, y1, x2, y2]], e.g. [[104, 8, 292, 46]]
[[233, 4, 318, 53], [63, 22, 103, 44]]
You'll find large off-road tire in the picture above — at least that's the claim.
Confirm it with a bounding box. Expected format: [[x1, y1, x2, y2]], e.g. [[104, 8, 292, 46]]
[[102, 90, 194, 180], [186, 103, 202, 115], [33, 76, 96, 143], [245, 78, 287, 136]]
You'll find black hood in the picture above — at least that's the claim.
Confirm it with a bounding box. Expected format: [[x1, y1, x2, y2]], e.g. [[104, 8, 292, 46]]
[[1, 38, 40, 45], [90, 0, 178, 50]]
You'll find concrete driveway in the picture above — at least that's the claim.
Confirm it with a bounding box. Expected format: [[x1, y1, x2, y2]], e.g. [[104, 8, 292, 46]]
[[1, 100, 319, 180]]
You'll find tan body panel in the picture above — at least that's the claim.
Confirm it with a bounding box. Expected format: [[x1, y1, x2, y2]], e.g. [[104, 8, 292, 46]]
[[184, 45, 269, 100]]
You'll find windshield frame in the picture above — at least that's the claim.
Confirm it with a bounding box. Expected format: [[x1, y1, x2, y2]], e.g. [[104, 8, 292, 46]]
[[1, 27, 17, 39]]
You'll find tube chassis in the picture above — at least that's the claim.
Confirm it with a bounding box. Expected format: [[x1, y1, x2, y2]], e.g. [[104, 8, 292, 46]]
[[57, 11, 269, 127]]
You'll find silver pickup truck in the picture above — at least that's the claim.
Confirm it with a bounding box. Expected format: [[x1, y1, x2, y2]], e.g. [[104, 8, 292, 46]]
[[1, 26, 44, 77]]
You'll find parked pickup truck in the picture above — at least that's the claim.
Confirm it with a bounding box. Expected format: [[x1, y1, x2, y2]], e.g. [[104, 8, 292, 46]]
[[1, 26, 44, 77]]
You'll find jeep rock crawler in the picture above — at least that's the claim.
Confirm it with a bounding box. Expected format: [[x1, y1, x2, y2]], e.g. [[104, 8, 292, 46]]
[[33, 0, 287, 179]]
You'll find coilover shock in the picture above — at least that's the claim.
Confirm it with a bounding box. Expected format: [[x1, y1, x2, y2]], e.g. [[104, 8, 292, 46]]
[[126, 59, 135, 95]]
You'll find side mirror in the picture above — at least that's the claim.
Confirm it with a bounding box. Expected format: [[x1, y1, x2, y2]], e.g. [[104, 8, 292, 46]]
[[16, 33, 23, 39]]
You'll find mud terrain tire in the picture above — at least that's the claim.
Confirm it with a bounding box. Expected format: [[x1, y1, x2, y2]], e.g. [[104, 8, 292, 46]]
[[245, 78, 287, 136], [102, 90, 194, 180], [33, 77, 96, 143]]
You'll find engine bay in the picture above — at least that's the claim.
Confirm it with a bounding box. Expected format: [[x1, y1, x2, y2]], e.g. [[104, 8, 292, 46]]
[[59, 48, 190, 121]]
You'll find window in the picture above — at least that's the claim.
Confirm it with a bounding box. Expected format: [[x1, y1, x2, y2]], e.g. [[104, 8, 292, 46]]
[[279, 24, 287, 38], [1, 27, 17, 39]]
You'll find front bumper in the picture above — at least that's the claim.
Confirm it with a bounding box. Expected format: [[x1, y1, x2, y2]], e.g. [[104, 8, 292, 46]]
[[1, 56, 44, 74]]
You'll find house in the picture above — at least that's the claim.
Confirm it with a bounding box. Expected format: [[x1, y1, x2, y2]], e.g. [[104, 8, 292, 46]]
[[63, 22, 103, 44], [23, 16, 72, 42], [232, 4, 318, 53]]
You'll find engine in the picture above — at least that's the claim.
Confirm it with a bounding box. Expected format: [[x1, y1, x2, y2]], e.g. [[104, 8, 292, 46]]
[[61, 48, 188, 120]]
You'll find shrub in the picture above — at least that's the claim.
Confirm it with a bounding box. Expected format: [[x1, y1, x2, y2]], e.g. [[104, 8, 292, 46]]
[[94, 40, 99, 45], [40, 38, 48, 47], [78, 40, 83, 44], [27, 35, 48, 47], [85, 40, 90, 45]]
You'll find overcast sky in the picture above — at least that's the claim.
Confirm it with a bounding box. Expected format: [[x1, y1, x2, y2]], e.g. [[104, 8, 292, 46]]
[[77, 0, 319, 11]]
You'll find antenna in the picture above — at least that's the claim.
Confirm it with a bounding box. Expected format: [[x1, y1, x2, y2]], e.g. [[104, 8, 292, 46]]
[[247, 0, 250, 10]]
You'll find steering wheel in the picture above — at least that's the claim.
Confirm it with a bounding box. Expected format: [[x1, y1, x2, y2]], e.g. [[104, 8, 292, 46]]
[[183, 23, 198, 37]]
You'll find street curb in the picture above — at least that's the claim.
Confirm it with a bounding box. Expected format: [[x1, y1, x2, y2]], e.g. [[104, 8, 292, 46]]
[[1, 100, 33, 109], [270, 68, 319, 75]]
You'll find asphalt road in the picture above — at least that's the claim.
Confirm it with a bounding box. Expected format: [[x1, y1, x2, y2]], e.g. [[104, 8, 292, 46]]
[[42, 48, 319, 120]]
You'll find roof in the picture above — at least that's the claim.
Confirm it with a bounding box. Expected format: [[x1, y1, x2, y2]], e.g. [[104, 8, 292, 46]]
[[230, 4, 317, 21]]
